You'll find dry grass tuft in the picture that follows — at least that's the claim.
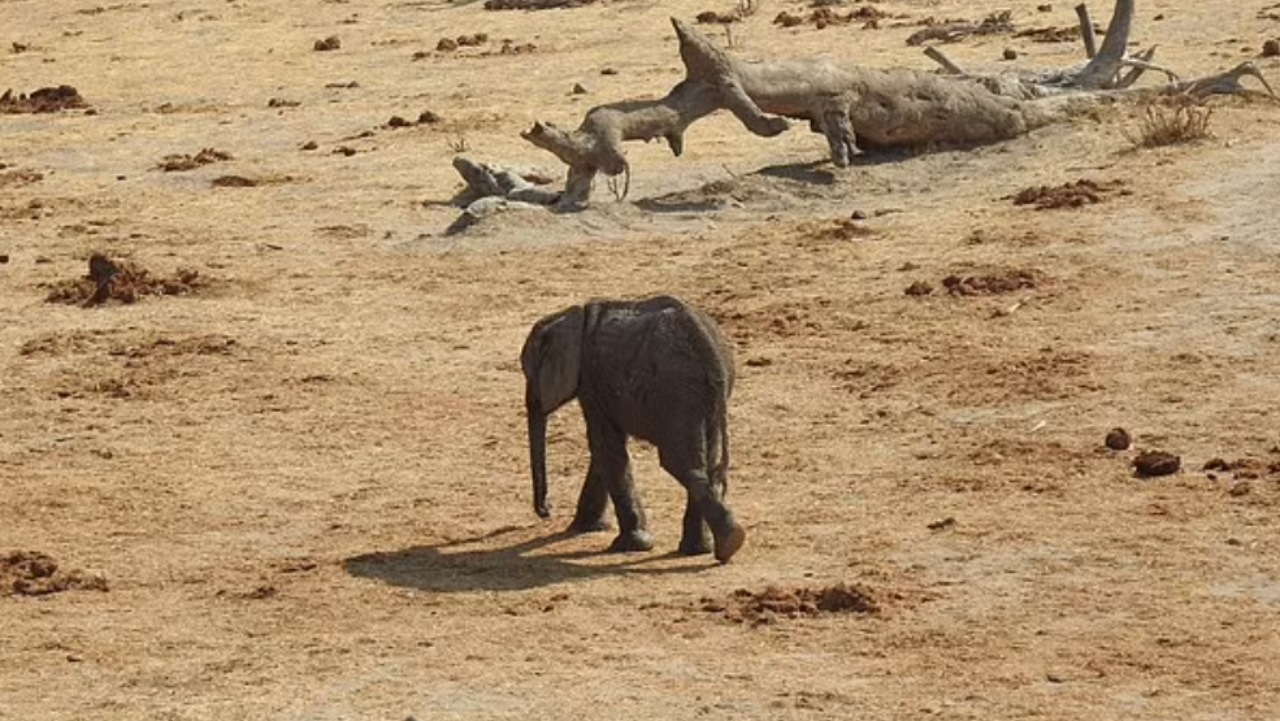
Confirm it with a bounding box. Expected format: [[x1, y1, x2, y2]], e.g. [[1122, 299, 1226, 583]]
[[1124, 96, 1214, 148]]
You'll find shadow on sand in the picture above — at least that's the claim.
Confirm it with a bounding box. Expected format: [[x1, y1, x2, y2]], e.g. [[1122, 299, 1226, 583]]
[[344, 525, 711, 593]]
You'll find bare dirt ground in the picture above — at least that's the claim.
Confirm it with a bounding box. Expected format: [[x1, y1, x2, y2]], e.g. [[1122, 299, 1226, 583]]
[[3, 0, 1280, 719]]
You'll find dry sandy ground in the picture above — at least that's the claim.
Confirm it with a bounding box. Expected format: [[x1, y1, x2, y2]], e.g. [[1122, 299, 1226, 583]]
[[3, 0, 1280, 718]]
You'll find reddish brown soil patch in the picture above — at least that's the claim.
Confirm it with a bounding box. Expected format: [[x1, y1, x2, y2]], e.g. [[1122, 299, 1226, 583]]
[[1134, 450, 1181, 478], [941, 268, 1039, 295], [817, 218, 876, 241], [483, 0, 595, 10], [44, 253, 207, 307], [0, 85, 88, 113], [1012, 179, 1128, 210], [157, 148, 233, 172], [905, 12, 1014, 45], [0, 170, 44, 188], [437, 33, 488, 52], [774, 5, 891, 29], [211, 175, 260, 187], [702, 583, 880, 625], [1, 551, 108, 597], [697, 10, 740, 24], [1202, 457, 1280, 480]]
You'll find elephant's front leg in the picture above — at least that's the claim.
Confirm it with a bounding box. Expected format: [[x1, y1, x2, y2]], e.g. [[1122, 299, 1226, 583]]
[[568, 466, 610, 534], [586, 420, 653, 553]]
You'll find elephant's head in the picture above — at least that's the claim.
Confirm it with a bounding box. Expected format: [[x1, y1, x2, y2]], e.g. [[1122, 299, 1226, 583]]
[[519, 304, 587, 519]]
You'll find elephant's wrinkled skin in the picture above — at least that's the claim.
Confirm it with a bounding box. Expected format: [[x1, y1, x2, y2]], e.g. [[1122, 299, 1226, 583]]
[[520, 295, 745, 563]]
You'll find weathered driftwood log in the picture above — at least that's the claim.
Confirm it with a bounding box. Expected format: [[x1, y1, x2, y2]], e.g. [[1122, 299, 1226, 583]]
[[520, 23, 791, 209], [476, 0, 1273, 210], [516, 18, 1072, 208]]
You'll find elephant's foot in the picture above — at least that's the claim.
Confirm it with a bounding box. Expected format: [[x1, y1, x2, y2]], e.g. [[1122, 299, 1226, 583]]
[[713, 524, 746, 564], [677, 532, 713, 556], [607, 529, 655, 554], [567, 516, 611, 534]]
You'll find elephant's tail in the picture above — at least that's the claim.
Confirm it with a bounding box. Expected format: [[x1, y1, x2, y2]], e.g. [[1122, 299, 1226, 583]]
[[708, 409, 730, 496]]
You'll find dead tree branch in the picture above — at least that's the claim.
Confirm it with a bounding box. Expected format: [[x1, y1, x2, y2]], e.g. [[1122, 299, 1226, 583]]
[[1075, 3, 1098, 58], [453, 0, 1275, 211]]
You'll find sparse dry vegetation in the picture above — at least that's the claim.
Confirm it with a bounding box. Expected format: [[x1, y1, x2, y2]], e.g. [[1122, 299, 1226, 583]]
[[1124, 95, 1215, 148]]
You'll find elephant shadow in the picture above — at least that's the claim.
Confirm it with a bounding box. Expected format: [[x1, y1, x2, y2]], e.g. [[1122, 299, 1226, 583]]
[[343, 525, 710, 593]]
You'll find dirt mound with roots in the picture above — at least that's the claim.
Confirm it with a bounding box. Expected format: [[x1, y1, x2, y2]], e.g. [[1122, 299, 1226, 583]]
[[1, 551, 108, 597], [44, 254, 208, 307], [702, 583, 880, 625]]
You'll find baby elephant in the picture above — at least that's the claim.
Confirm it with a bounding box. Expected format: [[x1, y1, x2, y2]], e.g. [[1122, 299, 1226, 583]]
[[520, 295, 746, 563]]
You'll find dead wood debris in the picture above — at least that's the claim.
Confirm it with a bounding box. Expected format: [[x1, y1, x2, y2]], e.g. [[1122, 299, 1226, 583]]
[[476, 1, 1274, 212]]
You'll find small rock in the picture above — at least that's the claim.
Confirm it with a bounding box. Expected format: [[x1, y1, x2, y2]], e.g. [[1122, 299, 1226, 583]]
[[1133, 450, 1180, 478], [601, 67, 618, 75], [1152, 13, 1165, 21], [418, 110, 442, 124], [1003, 48, 1018, 61], [572, 83, 588, 95], [1104, 427, 1131, 451], [333, 146, 357, 157], [0, 254, 9, 264], [849, 209, 867, 220], [300, 140, 318, 151], [927, 517, 956, 531], [1226, 537, 1243, 546], [745, 356, 772, 367], [1263, 39, 1280, 58], [314, 36, 341, 52], [436, 37, 458, 52], [387, 115, 411, 128], [1036, 3, 1053, 11], [1046, 673, 1064, 683], [1228, 481, 1251, 497]]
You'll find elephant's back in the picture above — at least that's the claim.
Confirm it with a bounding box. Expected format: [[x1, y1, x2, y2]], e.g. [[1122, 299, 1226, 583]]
[[582, 297, 729, 442]]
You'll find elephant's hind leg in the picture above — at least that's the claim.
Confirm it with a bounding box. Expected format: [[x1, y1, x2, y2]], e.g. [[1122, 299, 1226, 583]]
[[678, 499, 712, 556], [659, 436, 745, 563]]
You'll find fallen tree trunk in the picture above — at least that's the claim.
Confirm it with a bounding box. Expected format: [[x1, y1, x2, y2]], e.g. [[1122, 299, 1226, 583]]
[[456, 0, 1273, 211]]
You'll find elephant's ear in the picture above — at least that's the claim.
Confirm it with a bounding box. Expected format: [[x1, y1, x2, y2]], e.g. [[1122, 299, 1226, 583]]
[[523, 305, 586, 414]]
